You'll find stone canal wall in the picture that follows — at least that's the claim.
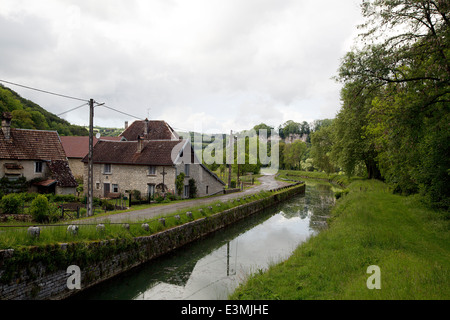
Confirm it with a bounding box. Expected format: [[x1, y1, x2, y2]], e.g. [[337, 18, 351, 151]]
[[0, 183, 305, 300]]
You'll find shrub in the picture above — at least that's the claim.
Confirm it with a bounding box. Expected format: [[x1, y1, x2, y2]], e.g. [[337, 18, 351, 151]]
[[101, 199, 115, 211], [188, 178, 197, 198], [132, 189, 141, 201], [52, 194, 77, 203], [155, 194, 165, 203], [176, 173, 185, 196], [30, 195, 50, 223], [0, 193, 23, 214], [335, 189, 350, 199], [230, 180, 236, 188]]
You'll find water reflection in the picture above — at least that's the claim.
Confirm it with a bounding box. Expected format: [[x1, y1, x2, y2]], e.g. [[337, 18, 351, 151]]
[[71, 183, 335, 300]]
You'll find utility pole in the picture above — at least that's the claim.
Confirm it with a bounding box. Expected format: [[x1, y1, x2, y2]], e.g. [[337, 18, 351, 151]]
[[87, 98, 94, 216], [228, 130, 233, 188]]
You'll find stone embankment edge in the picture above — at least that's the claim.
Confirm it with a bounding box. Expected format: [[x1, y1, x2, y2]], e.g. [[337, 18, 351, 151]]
[[0, 183, 305, 300]]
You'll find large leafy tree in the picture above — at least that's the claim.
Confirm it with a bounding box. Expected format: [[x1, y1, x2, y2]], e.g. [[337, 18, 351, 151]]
[[284, 140, 307, 170], [310, 119, 337, 175], [336, 0, 449, 208]]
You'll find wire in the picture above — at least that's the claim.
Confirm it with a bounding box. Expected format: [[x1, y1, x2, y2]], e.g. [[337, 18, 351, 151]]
[[0, 79, 88, 102], [99, 104, 143, 120], [56, 102, 89, 117]]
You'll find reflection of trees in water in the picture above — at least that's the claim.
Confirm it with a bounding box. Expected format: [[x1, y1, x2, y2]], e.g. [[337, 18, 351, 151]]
[[279, 183, 335, 232]]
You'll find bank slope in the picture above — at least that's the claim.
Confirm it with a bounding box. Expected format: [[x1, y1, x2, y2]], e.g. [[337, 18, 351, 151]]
[[230, 179, 450, 300]]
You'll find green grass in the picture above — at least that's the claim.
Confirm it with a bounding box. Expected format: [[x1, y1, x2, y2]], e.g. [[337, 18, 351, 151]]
[[276, 170, 362, 188], [229, 179, 450, 300]]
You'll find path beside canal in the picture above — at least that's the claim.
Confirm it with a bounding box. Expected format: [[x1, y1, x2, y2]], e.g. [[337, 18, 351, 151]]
[[76, 174, 291, 224]]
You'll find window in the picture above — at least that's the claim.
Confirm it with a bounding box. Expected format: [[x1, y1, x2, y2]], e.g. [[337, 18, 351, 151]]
[[185, 164, 190, 176], [96, 183, 100, 190], [184, 185, 189, 198], [112, 184, 119, 193], [148, 166, 156, 175], [206, 186, 209, 195], [104, 164, 112, 174], [35, 161, 43, 173]]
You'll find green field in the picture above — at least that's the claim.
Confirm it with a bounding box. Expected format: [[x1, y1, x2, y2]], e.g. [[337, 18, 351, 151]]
[[230, 177, 450, 300]]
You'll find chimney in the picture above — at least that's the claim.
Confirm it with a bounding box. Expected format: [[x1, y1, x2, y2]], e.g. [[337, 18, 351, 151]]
[[144, 118, 149, 138], [2, 112, 12, 140], [125, 121, 128, 130], [137, 135, 143, 153]]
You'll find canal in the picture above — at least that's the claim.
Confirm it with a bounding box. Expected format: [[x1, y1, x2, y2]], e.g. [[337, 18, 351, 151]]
[[71, 182, 336, 300]]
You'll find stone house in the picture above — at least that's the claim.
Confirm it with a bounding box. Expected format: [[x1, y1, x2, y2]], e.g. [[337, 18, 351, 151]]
[[82, 119, 225, 199], [0, 112, 78, 195]]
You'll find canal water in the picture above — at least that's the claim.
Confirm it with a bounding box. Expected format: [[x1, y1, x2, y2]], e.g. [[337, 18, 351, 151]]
[[72, 182, 335, 300]]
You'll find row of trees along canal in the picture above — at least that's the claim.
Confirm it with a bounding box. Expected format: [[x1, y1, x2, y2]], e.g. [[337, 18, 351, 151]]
[[196, 0, 449, 210]]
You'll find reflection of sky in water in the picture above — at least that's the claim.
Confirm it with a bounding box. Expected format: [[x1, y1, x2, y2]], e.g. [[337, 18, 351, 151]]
[[135, 213, 312, 300], [73, 183, 335, 300]]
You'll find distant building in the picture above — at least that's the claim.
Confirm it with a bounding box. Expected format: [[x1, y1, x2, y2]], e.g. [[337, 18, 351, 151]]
[[0, 112, 78, 195], [285, 133, 308, 144]]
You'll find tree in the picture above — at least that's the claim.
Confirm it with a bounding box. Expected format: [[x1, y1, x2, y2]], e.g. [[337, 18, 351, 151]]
[[336, 0, 450, 208], [253, 123, 274, 137], [310, 120, 337, 175], [331, 82, 381, 179], [284, 140, 307, 170]]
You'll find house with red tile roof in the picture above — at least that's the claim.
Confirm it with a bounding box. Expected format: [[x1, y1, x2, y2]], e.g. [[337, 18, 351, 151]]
[[0, 112, 78, 195], [60, 135, 122, 179], [82, 119, 225, 199]]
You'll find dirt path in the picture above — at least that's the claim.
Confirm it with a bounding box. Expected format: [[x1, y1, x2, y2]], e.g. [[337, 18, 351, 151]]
[[76, 174, 291, 224]]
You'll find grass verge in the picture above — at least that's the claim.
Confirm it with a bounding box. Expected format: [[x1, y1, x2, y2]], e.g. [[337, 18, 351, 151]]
[[0, 186, 298, 250], [229, 179, 450, 300]]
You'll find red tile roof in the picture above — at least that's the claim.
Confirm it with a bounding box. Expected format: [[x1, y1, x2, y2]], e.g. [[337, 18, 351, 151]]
[[0, 128, 67, 161], [120, 120, 179, 141], [47, 160, 78, 187], [82, 139, 186, 166], [60, 136, 122, 158]]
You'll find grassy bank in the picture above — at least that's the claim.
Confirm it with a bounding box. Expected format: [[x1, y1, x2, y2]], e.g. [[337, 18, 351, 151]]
[[230, 179, 450, 300], [0, 185, 301, 250], [276, 169, 361, 187]]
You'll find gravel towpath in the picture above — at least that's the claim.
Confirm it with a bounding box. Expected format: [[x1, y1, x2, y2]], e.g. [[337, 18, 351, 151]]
[[76, 174, 291, 224]]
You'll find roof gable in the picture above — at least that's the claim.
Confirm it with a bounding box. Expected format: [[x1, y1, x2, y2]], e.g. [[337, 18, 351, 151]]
[[120, 120, 179, 141]]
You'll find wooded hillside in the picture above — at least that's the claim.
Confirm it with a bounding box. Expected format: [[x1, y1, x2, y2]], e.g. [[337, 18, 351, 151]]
[[0, 84, 88, 136]]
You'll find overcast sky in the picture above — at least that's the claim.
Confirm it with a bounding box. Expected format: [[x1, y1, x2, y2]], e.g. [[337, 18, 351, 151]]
[[0, 0, 364, 134]]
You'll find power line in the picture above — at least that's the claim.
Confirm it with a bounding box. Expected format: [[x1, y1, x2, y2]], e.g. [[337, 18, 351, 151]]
[[0, 79, 144, 121], [0, 79, 88, 102], [56, 102, 89, 117], [99, 104, 143, 120]]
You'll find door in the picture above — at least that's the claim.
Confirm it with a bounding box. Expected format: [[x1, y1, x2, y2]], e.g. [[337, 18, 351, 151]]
[[104, 183, 110, 197], [148, 184, 155, 199]]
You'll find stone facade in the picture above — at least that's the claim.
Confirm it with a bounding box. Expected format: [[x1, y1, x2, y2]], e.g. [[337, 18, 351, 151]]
[[67, 158, 84, 181], [0, 160, 50, 183], [176, 162, 225, 198], [84, 161, 224, 199], [84, 163, 177, 199]]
